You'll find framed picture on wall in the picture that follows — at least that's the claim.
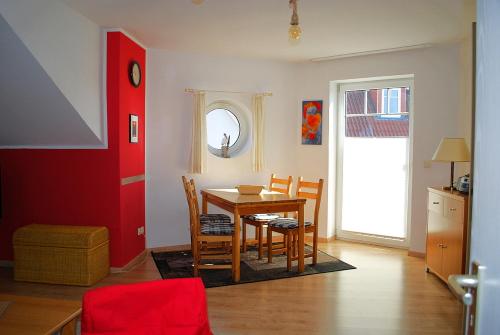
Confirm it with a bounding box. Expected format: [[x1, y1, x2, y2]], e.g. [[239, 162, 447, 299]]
[[301, 100, 323, 145], [129, 114, 139, 143]]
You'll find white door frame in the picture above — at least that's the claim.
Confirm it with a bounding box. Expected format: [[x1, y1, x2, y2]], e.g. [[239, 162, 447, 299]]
[[335, 77, 414, 249]]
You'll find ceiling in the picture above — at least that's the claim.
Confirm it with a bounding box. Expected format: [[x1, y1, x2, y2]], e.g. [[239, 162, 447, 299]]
[[61, 0, 475, 62]]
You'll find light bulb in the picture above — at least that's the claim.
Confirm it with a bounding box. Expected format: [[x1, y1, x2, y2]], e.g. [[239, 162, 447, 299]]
[[288, 24, 302, 41]]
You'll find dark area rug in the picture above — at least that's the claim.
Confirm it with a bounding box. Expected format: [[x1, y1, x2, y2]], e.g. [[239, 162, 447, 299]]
[[151, 245, 355, 288]]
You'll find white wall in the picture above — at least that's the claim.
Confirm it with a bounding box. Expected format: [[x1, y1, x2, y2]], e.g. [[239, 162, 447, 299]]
[[0, 14, 102, 146], [295, 44, 467, 253], [146, 50, 298, 248], [0, 0, 105, 144], [146, 44, 470, 254]]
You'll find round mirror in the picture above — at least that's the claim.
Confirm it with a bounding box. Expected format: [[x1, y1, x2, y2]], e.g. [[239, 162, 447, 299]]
[[206, 108, 240, 149]]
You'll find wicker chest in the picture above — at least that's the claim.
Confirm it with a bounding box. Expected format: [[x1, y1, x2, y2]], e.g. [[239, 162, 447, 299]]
[[13, 224, 109, 286]]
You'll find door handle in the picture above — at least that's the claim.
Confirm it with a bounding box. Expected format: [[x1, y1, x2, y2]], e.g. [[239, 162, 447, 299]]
[[448, 274, 478, 306], [449, 262, 486, 335]]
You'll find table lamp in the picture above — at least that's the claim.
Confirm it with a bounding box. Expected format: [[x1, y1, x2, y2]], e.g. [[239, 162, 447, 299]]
[[432, 137, 471, 190]]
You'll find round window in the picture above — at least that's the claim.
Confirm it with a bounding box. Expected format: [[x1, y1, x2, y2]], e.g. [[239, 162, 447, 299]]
[[206, 101, 248, 158], [206, 109, 240, 148]]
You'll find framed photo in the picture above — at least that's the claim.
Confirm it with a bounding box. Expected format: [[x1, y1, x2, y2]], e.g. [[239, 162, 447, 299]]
[[301, 100, 323, 145], [129, 114, 139, 143]]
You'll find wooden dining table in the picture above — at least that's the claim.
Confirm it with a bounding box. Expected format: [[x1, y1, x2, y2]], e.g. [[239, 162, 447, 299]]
[[201, 188, 307, 282], [0, 294, 81, 335]]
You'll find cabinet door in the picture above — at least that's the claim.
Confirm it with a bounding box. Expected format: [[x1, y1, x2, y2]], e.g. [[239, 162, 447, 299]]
[[426, 210, 444, 274], [441, 198, 465, 279], [428, 192, 444, 216]]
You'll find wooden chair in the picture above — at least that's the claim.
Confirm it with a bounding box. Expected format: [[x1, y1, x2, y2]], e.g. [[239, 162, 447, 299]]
[[267, 177, 324, 271], [182, 176, 235, 276], [241, 174, 293, 259]]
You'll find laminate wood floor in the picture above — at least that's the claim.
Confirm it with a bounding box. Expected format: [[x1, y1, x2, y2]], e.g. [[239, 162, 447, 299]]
[[0, 240, 462, 335]]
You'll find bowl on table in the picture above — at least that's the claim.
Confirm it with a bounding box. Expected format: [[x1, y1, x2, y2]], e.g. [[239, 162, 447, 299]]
[[235, 185, 265, 195]]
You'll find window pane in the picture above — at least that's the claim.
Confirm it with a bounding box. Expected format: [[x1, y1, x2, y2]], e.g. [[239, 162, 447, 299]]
[[367, 89, 378, 114], [345, 90, 365, 115], [345, 86, 410, 137], [346, 115, 409, 138], [389, 89, 399, 114], [206, 109, 240, 148], [405, 87, 410, 113], [382, 89, 388, 114]]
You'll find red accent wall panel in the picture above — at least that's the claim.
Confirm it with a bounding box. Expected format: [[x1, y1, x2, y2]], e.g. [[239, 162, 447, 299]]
[[0, 32, 146, 267], [109, 32, 147, 265], [120, 181, 145, 264], [116, 33, 146, 179], [0, 150, 121, 264]]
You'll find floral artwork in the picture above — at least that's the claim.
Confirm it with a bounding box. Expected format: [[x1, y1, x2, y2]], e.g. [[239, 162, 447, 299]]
[[301, 100, 323, 145], [129, 114, 138, 143]]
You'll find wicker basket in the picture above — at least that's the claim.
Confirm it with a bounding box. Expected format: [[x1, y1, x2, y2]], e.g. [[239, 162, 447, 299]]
[[235, 185, 265, 195], [13, 224, 109, 286]]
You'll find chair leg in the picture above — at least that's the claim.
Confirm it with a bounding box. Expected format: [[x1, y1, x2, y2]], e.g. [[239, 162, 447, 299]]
[[292, 233, 296, 258], [258, 225, 264, 260], [283, 234, 287, 255], [193, 241, 200, 277], [313, 229, 318, 265], [242, 221, 247, 253], [286, 231, 292, 271], [267, 225, 273, 263]]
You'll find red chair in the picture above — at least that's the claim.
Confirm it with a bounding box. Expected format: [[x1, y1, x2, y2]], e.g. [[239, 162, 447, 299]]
[[81, 278, 213, 335]]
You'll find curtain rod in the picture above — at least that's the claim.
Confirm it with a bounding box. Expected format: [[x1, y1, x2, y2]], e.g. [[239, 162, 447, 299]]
[[185, 88, 272, 96]]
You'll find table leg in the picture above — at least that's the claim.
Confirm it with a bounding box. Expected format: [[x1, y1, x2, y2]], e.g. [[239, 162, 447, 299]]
[[61, 318, 77, 335], [202, 193, 208, 214], [232, 208, 241, 282], [298, 203, 305, 273]]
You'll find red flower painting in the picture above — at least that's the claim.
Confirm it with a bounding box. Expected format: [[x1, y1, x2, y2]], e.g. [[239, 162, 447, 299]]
[[301, 100, 323, 145]]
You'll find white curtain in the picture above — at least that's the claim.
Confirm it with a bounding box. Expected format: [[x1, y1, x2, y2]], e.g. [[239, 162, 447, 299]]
[[252, 94, 264, 172], [190, 91, 207, 174]]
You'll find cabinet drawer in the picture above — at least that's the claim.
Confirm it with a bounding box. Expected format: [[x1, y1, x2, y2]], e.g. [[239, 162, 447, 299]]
[[428, 192, 443, 215], [444, 198, 464, 222]]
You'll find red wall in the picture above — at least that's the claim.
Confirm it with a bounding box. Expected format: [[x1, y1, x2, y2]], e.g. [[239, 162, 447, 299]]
[[0, 32, 145, 267], [111, 32, 146, 265]]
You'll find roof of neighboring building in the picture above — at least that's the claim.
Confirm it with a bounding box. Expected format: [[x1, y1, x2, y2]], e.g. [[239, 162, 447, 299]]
[[345, 90, 409, 138]]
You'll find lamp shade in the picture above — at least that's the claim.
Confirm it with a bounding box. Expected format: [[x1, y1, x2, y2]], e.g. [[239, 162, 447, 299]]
[[432, 137, 471, 162]]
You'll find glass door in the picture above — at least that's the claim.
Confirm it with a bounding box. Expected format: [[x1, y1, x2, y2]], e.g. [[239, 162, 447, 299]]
[[336, 78, 413, 248]]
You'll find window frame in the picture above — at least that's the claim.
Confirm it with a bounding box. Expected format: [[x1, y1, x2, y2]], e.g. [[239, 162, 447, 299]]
[[380, 88, 402, 118]]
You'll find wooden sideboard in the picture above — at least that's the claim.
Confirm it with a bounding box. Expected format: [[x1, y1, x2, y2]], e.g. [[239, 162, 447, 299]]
[[426, 187, 469, 283]]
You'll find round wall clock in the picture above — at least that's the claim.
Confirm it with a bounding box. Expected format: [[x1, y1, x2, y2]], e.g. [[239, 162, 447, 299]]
[[129, 61, 141, 88]]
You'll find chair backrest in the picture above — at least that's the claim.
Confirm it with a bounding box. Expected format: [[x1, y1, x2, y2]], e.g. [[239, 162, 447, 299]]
[[268, 174, 293, 217], [182, 176, 200, 236], [296, 177, 324, 228], [189, 179, 201, 221], [269, 173, 293, 195]]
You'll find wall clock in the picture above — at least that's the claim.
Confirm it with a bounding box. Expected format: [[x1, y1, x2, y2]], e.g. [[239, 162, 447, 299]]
[[128, 61, 141, 88]]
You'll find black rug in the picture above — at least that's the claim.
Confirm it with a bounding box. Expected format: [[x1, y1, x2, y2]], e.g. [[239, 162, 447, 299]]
[[151, 246, 355, 288]]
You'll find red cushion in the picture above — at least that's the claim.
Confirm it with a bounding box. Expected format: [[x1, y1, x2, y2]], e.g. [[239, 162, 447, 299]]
[[81, 278, 212, 335]]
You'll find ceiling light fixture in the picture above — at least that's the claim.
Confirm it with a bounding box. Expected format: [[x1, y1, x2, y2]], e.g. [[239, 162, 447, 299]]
[[192, 0, 204, 5], [288, 0, 301, 41]]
